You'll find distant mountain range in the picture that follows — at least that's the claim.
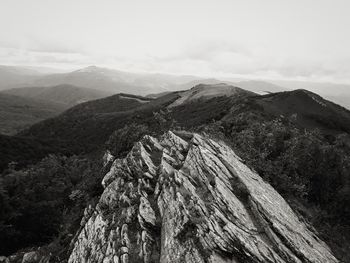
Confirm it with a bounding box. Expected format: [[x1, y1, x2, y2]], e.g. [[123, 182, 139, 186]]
[[0, 65, 45, 90], [1, 64, 350, 139], [1, 65, 349, 109], [0, 65, 199, 95]]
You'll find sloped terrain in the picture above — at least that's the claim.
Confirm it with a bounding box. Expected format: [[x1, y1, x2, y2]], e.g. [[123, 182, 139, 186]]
[[253, 89, 350, 134], [28, 66, 195, 95], [270, 80, 350, 110], [14, 86, 350, 173], [63, 93, 152, 116], [69, 132, 338, 263], [1, 85, 350, 262], [0, 134, 68, 172], [0, 93, 65, 135], [18, 84, 252, 154], [17, 93, 177, 154], [2, 84, 112, 107], [169, 83, 254, 107]]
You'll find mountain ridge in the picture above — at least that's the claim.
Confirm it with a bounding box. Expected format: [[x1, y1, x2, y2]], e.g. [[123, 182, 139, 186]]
[[17, 84, 253, 153], [1, 64, 350, 109], [252, 89, 350, 134], [16, 84, 350, 157], [1, 84, 350, 262]]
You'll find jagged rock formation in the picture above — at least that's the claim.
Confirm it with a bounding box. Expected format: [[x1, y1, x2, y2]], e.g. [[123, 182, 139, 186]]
[[68, 131, 338, 263]]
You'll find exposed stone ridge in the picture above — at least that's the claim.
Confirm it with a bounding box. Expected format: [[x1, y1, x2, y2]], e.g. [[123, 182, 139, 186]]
[[68, 131, 338, 263]]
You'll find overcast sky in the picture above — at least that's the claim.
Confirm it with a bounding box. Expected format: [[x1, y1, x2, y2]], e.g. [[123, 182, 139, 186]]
[[1, 0, 350, 83]]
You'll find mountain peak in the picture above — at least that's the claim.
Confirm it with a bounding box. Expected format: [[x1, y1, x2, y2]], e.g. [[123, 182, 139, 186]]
[[75, 65, 104, 73]]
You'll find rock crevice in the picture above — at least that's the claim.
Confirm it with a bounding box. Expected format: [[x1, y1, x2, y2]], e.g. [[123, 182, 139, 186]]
[[68, 131, 338, 263]]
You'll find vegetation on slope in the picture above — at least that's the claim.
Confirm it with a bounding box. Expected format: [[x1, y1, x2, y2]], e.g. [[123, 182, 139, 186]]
[[0, 154, 105, 259], [2, 84, 112, 107], [202, 98, 350, 261], [0, 135, 71, 172], [254, 89, 350, 134], [1, 88, 350, 261], [0, 93, 65, 135]]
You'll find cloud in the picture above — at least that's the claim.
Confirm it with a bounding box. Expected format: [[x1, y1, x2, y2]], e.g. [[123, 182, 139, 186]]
[[1, 38, 350, 84], [0, 46, 88, 67], [0, 35, 83, 55], [155, 41, 350, 83]]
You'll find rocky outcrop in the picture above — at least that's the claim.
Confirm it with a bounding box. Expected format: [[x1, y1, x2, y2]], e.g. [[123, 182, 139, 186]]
[[68, 131, 339, 263]]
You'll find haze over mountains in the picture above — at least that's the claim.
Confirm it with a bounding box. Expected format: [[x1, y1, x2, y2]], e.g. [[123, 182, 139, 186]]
[[0, 65, 45, 90], [0, 65, 199, 95], [2, 84, 112, 107], [1, 65, 350, 109], [1, 64, 349, 139]]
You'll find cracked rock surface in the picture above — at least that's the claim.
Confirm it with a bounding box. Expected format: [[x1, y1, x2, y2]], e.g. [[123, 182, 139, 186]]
[[68, 131, 338, 263]]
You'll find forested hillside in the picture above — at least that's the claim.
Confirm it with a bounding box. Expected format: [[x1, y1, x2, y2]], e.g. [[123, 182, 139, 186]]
[[0, 93, 65, 135], [1, 86, 350, 261]]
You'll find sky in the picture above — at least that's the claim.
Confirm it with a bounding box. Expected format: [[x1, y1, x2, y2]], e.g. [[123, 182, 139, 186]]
[[1, 0, 350, 83]]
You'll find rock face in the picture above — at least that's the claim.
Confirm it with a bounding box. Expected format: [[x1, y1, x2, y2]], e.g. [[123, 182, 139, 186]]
[[68, 131, 338, 263]]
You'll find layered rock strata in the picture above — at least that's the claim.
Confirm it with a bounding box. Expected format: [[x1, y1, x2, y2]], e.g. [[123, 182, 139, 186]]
[[69, 131, 338, 263]]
